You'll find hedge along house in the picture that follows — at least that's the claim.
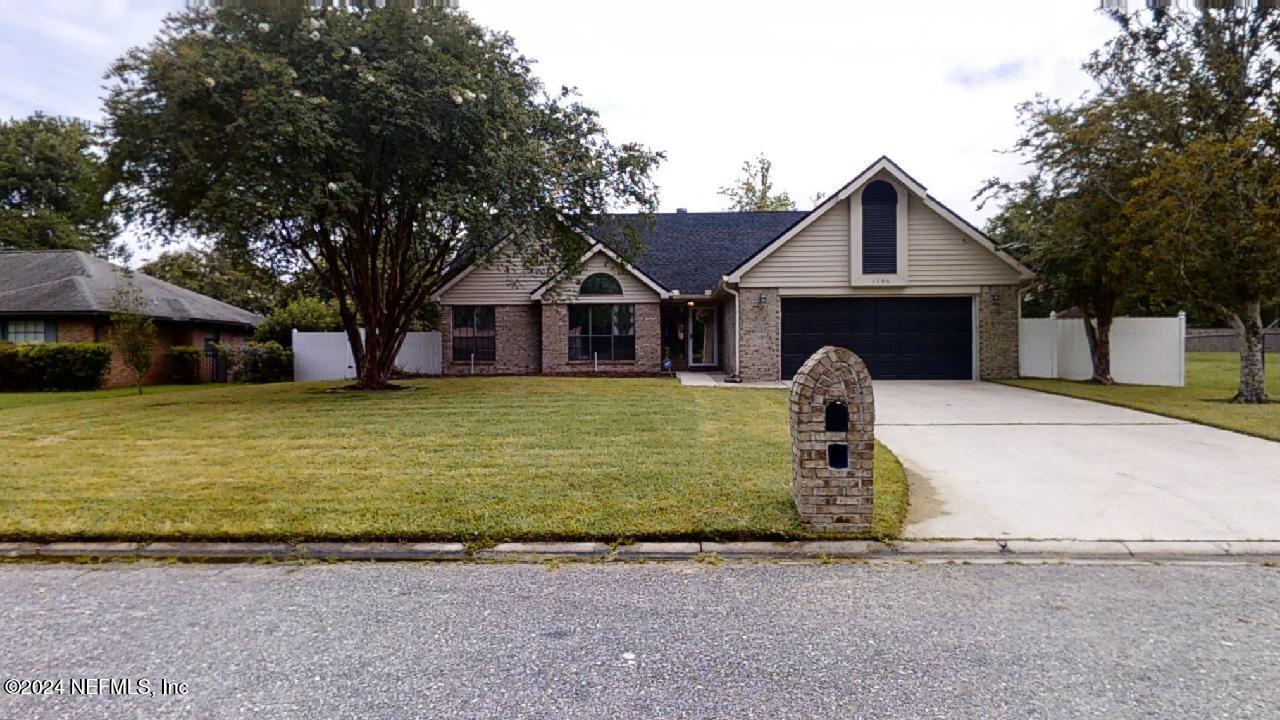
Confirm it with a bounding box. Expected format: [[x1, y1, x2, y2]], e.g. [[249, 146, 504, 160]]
[[433, 157, 1033, 382], [0, 250, 261, 387]]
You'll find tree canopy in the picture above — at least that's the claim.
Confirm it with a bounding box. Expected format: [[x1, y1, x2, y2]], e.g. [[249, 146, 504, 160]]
[[718, 154, 796, 211], [985, 3, 1280, 401], [0, 114, 119, 256], [981, 97, 1150, 384], [141, 246, 285, 316], [105, 5, 662, 388]]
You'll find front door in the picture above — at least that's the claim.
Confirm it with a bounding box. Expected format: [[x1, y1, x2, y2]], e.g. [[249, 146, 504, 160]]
[[688, 307, 718, 367]]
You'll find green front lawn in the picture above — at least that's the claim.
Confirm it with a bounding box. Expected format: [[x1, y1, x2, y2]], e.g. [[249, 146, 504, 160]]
[[1005, 352, 1280, 442], [0, 384, 207, 411], [0, 378, 907, 543]]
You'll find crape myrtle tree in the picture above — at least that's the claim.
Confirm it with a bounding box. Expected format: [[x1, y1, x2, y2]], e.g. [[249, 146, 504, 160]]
[[1091, 3, 1280, 403], [105, 4, 662, 389]]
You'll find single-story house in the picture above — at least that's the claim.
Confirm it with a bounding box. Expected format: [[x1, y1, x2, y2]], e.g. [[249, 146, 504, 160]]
[[434, 157, 1033, 383], [0, 250, 261, 387]]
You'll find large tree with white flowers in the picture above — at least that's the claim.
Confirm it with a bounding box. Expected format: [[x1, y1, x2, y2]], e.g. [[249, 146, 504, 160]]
[[104, 5, 662, 389]]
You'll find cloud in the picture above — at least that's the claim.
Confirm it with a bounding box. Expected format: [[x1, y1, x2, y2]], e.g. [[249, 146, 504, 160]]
[[3, 0, 1119, 237], [947, 60, 1029, 89]]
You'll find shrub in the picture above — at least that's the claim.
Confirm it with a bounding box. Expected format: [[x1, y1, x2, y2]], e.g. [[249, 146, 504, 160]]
[[217, 341, 293, 384], [0, 342, 24, 391], [167, 345, 203, 384], [0, 342, 112, 391], [254, 297, 342, 348]]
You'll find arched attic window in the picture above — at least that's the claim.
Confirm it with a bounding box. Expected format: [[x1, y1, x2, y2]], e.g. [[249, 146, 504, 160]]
[[580, 272, 623, 295], [862, 180, 898, 275]]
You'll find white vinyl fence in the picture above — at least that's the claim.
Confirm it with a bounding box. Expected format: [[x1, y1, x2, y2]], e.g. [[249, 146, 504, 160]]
[[1019, 313, 1186, 387], [292, 330, 442, 382]]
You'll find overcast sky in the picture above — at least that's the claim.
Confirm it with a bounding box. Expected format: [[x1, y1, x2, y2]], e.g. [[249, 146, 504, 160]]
[[0, 0, 1117, 258]]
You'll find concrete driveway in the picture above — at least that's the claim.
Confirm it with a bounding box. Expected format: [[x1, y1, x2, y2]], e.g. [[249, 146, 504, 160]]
[[875, 382, 1280, 541]]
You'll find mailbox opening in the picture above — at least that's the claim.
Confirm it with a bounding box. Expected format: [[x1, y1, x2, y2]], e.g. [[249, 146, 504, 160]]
[[825, 401, 849, 432], [827, 443, 849, 469]]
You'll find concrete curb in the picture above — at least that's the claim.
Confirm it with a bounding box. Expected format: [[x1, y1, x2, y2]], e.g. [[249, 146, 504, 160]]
[[1, 540, 1278, 563]]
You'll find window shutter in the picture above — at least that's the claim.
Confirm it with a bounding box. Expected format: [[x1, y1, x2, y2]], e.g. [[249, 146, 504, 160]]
[[861, 181, 898, 275], [44, 321, 58, 343]]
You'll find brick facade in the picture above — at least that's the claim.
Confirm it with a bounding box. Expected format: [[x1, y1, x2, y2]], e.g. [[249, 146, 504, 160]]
[[737, 288, 781, 382], [541, 302, 662, 374], [442, 304, 541, 375], [789, 346, 875, 532], [44, 317, 248, 388], [977, 285, 1020, 380]]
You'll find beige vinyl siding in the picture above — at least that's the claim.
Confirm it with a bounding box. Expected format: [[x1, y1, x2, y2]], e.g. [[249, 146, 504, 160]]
[[739, 203, 850, 288], [907, 199, 1023, 285], [740, 194, 1022, 289], [545, 254, 660, 304], [438, 248, 547, 305]]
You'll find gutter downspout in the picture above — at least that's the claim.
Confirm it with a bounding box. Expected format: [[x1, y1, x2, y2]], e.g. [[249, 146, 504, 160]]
[[724, 283, 742, 383]]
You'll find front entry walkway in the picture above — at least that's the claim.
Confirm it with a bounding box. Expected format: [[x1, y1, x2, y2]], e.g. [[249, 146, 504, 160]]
[[675, 371, 787, 389]]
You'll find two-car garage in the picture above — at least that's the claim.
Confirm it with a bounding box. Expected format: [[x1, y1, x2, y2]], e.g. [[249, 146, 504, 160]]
[[780, 297, 974, 380]]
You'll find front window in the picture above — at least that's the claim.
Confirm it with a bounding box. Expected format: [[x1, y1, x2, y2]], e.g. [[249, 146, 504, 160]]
[[451, 306, 495, 362], [5, 320, 49, 344], [579, 272, 623, 296], [569, 304, 635, 361]]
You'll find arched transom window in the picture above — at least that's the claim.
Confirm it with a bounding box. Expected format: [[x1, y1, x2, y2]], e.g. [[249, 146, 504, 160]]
[[861, 180, 898, 275], [580, 272, 623, 296]]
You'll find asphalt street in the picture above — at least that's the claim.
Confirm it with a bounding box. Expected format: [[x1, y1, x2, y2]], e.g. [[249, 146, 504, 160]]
[[1, 561, 1277, 719]]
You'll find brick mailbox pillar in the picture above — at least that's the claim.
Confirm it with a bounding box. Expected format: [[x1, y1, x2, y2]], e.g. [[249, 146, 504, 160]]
[[789, 346, 875, 532]]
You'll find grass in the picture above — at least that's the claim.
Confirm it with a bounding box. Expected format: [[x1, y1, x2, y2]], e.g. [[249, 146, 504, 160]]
[[0, 384, 206, 411], [1004, 352, 1280, 442], [0, 377, 908, 543]]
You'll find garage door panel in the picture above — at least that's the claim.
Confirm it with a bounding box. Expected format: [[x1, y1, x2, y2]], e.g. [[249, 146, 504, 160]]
[[781, 297, 973, 380]]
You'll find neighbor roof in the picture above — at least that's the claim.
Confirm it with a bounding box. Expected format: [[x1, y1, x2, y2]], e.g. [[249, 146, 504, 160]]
[[592, 211, 808, 294], [0, 250, 262, 327]]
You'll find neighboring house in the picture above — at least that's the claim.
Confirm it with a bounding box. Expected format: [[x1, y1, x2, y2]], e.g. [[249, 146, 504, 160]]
[[0, 250, 261, 387], [434, 157, 1033, 383]]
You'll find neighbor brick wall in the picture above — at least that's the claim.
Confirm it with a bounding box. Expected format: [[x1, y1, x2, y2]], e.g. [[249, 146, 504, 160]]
[[738, 288, 781, 382], [541, 302, 661, 374], [978, 285, 1020, 380], [98, 322, 247, 388], [442, 304, 541, 375], [55, 319, 98, 343], [20, 318, 247, 388]]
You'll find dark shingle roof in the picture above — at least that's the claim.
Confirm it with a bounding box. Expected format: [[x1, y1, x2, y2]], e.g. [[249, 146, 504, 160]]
[[0, 250, 262, 327], [592, 211, 809, 294]]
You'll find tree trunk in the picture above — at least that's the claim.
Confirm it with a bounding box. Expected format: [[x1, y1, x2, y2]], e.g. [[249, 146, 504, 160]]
[[1233, 301, 1269, 404], [1082, 306, 1116, 385], [353, 317, 410, 391]]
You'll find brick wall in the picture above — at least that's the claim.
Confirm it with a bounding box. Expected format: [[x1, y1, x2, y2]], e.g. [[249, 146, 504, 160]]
[[541, 302, 661, 374], [738, 288, 781, 382], [977, 285, 1020, 380], [12, 318, 248, 388], [721, 297, 738, 377], [442, 304, 541, 375]]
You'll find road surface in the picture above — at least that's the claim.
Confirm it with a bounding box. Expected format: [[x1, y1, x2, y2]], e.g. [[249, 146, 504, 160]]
[[1, 561, 1277, 719]]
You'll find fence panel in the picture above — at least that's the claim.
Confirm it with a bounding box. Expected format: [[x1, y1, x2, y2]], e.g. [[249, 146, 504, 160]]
[[1017, 318, 1057, 378], [1019, 314, 1185, 387], [292, 331, 442, 382]]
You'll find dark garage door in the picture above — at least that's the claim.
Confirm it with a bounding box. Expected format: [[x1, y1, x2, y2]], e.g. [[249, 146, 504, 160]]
[[781, 297, 973, 380]]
